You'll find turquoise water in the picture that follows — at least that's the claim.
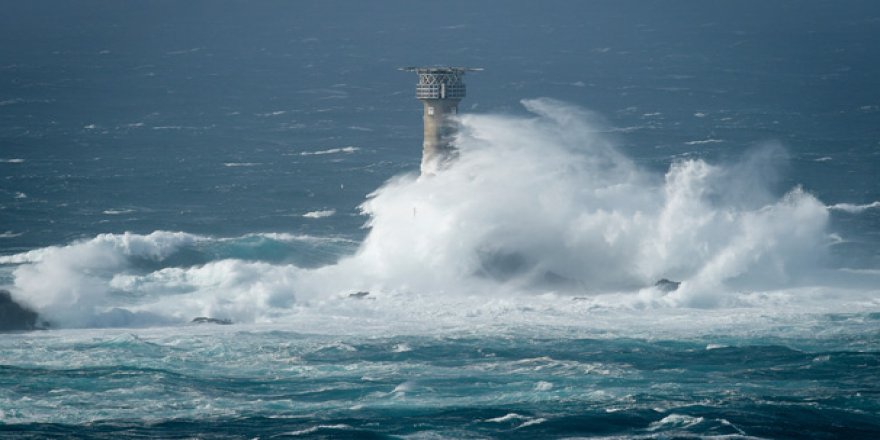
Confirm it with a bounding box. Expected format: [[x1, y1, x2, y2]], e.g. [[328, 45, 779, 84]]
[[2, 1, 880, 438], [2, 319, 879, 438]]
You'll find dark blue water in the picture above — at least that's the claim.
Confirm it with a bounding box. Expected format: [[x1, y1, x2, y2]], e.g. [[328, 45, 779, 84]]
[[2, 324, 880, 439], [2, 1, 879, 438], [2, 1, 878, 260]]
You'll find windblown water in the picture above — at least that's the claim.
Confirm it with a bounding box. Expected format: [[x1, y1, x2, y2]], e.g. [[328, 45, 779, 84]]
[[2, 2, 880, 439]]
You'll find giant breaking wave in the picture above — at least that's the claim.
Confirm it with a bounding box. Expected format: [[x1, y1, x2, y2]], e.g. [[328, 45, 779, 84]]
[[2, 99, 873, 329]]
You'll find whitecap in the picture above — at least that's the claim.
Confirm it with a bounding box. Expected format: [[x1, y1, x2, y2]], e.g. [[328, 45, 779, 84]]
[[484, 413, 547, 429], [685, 139, 723, 145], [299, 146, 359, 156], [0, 231, 206, 326], [533, 381, 553, 391], [827, 201, 880, 213], [392, 381, 416, 393], [240, 232, 354, 244], [391, 343, 412, 353], [648, 413, 704, 431], [223, 162, 261, 167], [516, 417, 547, 429], [485, 413, 530, 423], [257, 110, 287, 117], [302, 209, 335, 219], [280, 424, 352, 436]]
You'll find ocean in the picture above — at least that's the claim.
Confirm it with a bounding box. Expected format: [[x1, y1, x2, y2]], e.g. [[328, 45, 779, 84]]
[[1, 1, 879, 438]]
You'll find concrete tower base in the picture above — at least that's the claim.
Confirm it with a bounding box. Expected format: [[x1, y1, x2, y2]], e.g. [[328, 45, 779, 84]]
[[421, 99, 461, 174]]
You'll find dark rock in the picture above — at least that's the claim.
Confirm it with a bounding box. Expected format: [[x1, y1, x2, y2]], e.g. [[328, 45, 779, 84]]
[[654, 278, 681, 292], [0, 289, 41, 332], [348, 291, 370, 299], [191, 316, 233, 325]]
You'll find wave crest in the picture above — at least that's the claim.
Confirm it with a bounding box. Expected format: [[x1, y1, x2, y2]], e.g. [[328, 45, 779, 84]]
[[3, 99, 865, 329]]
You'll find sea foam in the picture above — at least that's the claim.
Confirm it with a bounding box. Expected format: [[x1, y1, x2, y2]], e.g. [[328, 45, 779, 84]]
[[2, 99, 873, 329]]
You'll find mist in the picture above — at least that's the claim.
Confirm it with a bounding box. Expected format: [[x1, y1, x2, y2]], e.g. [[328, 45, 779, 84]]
[[3, 99, 857, 328]]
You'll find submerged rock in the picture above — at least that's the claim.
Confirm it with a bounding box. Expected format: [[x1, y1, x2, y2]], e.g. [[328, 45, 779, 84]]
[[0, 290, 42, 332], [191, 317, 233, 325], [654, 278, 681, 292]]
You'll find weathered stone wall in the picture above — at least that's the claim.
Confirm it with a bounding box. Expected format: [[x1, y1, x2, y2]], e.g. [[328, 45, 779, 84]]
[[421, 99, 460, 174]]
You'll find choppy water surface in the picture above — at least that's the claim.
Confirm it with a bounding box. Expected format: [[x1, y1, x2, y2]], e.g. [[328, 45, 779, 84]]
[[2, 1, 880, 438], [2, 315, 879, 439]]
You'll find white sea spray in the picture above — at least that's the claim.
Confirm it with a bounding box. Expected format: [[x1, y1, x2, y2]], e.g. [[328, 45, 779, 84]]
[[2, 99, 875, 329]]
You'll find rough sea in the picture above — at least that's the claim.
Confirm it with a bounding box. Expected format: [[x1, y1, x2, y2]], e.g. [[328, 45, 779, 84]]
[[1, 2, 879, 439]]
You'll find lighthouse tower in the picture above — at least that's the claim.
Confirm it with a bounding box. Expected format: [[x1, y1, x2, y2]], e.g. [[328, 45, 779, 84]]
[[401, 66, 481, 174]]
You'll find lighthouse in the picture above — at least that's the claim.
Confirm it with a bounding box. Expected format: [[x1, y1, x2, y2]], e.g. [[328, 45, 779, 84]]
[[401, 66, 481, 174]]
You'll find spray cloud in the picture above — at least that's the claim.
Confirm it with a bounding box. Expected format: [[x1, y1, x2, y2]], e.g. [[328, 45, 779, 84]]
[[1, 99, 840, 327]]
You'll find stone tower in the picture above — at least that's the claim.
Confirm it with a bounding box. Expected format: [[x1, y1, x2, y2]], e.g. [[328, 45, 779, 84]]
[[401, 67, 481, 174]]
